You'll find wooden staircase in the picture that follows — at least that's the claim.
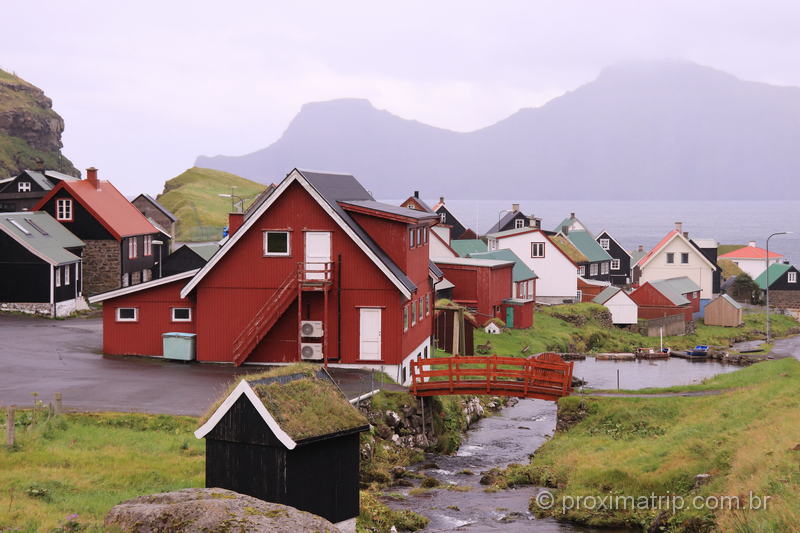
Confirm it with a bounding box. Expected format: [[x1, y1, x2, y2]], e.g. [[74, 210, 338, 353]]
[[231, 270, 298, 366]]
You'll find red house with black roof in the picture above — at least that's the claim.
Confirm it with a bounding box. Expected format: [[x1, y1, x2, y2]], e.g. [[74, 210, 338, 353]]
[[33, 167, 161, 295], [89, 169, 440, 385]]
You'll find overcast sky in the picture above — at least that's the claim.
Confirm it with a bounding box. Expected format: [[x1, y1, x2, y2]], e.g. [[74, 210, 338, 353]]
[[3, 0, 800, 195]]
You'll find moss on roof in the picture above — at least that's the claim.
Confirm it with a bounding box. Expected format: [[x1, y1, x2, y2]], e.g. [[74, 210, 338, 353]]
[[252, 377, 368, 441], [435, 298, 478, 324], [719, 259, 745, 279], [551, 235, 589, 263]]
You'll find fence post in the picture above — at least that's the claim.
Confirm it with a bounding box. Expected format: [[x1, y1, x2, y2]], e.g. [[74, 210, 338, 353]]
[[54, 393, 63, 416], [6, 406, 15, 448]]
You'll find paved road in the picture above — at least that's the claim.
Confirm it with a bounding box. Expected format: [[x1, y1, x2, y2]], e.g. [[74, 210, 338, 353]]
[[769, 335, 800, 359], [0, 314, 402, 416]]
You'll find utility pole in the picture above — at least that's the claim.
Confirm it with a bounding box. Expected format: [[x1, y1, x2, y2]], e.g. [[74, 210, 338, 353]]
[[765, 231, 792, 343]]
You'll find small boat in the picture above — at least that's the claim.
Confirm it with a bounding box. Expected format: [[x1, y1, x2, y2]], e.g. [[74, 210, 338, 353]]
[[595, 353, 636, 361], [634, 347, 670, 360], [670, 345, 710, 359]]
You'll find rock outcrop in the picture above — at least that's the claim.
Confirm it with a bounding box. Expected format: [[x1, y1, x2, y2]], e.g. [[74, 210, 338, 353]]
[[104, 488, 338, 533], [0, 69, 78, 177]]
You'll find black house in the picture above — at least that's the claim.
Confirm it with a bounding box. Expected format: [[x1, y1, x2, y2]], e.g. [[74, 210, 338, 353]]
[[0, 211, 86, 317], [432, 196, 468, 239], [195, 371, 369, 526], [154, 243, 219, 278], [0, 169, 80, 212], [485, 203, 541, 234], [596, 230, 632, 286], [691, 238, 722, 294]]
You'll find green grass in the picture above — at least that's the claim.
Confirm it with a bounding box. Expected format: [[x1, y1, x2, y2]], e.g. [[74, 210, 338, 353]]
[[472, 303, 799, 357], [0, 412, 203, 532], [494, 358, 800, 531], [156, 166, 267, 241]]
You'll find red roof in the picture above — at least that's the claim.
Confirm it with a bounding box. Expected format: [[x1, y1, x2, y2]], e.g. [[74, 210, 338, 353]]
[[637, 230, 678, 267], [34, 180, 159, 240], [719, 245, 782, 260]]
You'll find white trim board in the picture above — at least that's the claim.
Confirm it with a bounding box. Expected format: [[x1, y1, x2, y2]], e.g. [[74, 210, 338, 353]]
[[639, 231, 717, 270], [89, 269, 199, 303], [180, 169, 412, 299], [194, 380, 297, 450]]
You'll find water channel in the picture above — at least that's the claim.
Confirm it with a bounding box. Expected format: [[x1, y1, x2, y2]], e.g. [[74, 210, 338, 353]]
[[382, 358, 741, 532]]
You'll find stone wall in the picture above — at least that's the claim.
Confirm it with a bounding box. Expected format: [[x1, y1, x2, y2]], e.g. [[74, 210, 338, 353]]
[[0, 302, 52, 316], [83, 239, 121, 295], [768, 290, 800, 309], [636, 314, 687, 337]]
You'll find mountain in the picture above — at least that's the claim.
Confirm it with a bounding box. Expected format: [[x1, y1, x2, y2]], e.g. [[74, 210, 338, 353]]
[[0, 69, 78, 177], [156, 167, 267, 241], [196, 61, 800, 200]]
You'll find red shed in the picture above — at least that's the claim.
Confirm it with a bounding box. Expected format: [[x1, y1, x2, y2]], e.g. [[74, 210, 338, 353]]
[[90, 169, 440, 386], [433, 257, 514, 325], [629, 276, 701, 322], [578, 277, 609, 303]]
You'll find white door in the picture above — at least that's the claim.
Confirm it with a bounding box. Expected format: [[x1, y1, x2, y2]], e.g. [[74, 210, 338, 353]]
[[304, 231, 331, 280], [359, 308, 382, 360]]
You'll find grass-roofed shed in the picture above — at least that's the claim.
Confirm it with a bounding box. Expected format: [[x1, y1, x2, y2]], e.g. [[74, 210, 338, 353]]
[[195, 365, 369, 525]]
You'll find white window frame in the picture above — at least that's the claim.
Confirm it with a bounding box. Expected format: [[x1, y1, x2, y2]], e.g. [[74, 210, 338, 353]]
[[128, 237, 138, 259], [409, 228, 416, 249], [439, 212, 446, 224], [64, 265, 70, 285], [116, 307, 138, 322], [426, 294, 431, 316], [666, 252, 675, 264], [418, 299, 424, 321], [576, 290, 583, 302], [56, 198, 73, 221], [144, 235, 153, 256], [789, 271, 797, 284], [611, 258, 620, 270], [171, 307, 192, 322], [263, 231, 291, 256], [55, 267, 61, 287], [531, 242, 545, 258], [411, 298, 417, 326], [681, 253, 689, 264], [18, 181, 31, 192], [515, 218, 525, 229], [578, 265, 586, 277], [599, 238, 610, 250], [590, 263, 599, 276], [601, 262, 609, 275]]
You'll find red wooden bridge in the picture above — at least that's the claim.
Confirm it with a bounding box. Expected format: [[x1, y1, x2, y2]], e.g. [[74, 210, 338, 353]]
[[409, 353, 574, 401]]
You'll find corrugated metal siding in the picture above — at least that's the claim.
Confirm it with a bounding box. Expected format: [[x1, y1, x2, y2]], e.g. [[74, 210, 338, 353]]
[[102, 279, 195, 356], [631, 283, 693, 322]]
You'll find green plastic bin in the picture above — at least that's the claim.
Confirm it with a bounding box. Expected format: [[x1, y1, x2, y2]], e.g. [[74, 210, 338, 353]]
[[162, 332, 196, 361]]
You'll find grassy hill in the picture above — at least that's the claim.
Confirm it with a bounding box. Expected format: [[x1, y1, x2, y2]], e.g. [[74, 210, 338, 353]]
[[0, 69, 78, 177], [156, 167, 267, 241]]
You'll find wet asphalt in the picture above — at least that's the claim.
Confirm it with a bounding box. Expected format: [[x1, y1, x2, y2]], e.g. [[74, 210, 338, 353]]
[[0, 313, 402, 416]]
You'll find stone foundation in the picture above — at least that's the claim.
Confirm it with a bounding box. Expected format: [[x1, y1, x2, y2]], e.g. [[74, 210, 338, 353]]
[[82, 240, 121, 295], [768, 290, 800, 309], [1, 297, 90, 317]]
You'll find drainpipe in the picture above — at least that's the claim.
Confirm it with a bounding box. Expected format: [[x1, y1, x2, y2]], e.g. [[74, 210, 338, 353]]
[[50, 264, 55, 318], [337, 254, 342, 361]]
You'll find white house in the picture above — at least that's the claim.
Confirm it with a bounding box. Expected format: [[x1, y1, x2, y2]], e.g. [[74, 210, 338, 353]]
[[718, 241, 784, 280], [487, 227, 578, 304], [429, 229, 458, 259], [592, 286, 638, 325], [634, 223, 717, 300]]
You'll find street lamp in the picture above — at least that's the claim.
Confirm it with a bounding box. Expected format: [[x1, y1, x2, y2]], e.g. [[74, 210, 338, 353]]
[[152, 240, 164, 279], [218, 192, 244, 212], [765, 231, 793, 342]]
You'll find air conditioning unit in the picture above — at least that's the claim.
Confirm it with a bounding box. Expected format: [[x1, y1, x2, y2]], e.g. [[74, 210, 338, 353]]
[[300, 343, 323, 360], [300, 320, 324, 337]]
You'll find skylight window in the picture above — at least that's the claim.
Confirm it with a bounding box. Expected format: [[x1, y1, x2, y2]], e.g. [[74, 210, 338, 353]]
[[7, 218, 31, 235], [24, 218, 48, 236]]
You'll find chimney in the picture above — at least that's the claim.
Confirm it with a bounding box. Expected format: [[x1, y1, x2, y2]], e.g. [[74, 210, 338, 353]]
[[570, 212, 575, 218], [683, 232, 689, 239], [511, 203, 520, 212], [228, 212, 244, 236], [674, 221, 683, 233], [414, 190, 419, 198], [638, 245, 644, 252], [748, 241, 756, 247], [86, 167, 99, 189], [439, 196, 445, 204]]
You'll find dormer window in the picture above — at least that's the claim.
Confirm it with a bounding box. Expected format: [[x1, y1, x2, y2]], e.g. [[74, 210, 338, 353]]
[[56, 199, 73, 221], [439, 212, 446, 224], [515, 219, 525, 229], [789, 272, 797, 284], [18, 181, 31, 192], [599, 238, 610, 250]]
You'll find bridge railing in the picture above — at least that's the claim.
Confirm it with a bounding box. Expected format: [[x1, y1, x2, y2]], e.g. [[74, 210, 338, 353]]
[[409, 353, 574, 400]]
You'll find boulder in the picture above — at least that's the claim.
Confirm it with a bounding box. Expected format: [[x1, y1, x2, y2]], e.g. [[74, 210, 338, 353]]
[[104, 488, 338, 533]]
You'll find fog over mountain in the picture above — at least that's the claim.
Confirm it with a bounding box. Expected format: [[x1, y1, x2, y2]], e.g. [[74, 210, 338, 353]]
[[196, 61, 800, 200]]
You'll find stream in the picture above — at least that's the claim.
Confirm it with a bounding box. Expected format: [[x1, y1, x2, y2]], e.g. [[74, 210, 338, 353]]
[[382, 359, 741, 531]]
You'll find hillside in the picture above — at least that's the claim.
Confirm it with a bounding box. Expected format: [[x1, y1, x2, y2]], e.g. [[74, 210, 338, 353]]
[[196, 60, 800, 200], [0, 69, 78, 177], [156, 167, 267, 241]]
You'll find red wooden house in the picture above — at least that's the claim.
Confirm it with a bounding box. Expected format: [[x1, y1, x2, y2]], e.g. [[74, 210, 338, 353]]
[[89, 169, 440, 385], [629, 276, 702, 322], [433, 256, 534, 329]]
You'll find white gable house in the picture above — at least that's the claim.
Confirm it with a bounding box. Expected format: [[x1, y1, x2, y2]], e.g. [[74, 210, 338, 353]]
[[487, 228, 578, 304]]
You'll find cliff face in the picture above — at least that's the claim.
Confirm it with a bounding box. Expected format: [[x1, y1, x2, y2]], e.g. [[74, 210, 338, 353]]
[[0, 69, 78, 177]]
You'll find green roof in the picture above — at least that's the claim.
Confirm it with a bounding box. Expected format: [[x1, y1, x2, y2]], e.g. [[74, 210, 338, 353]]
[[630, 249, 646, 265], [551, 235, 588, 263], [565, 230, 612, 262], [754, 263, 793, 290], [185, 243, 220, 261], [592, 285, 622, 305], [0, 211, 84, 265], [648, 277, 701, 306], [468, 249, 538, 281], [450, 239, 487, 257]]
